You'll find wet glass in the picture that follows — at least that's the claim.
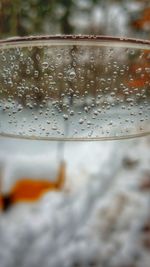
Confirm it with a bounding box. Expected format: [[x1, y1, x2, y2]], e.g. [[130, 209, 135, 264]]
[[0, 35, 149, 140], [0, 36, 150, 267]]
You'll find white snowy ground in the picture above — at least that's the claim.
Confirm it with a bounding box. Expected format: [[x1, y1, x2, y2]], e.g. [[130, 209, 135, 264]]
[[0, 136, 149, 267]]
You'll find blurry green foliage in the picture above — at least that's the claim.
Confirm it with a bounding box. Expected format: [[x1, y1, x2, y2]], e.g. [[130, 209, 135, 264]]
[[0, 0, 150, 38], [0, 0, 75, 37]]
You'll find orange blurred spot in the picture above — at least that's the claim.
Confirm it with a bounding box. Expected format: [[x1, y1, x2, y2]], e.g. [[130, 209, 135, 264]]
[[0, 195, 3, 210], [126, 51, 150, 89], [127, 79, 146, 88], [131, 8, 150, 30], [0, 162, 66, 210], [11, 179, 54, 203]]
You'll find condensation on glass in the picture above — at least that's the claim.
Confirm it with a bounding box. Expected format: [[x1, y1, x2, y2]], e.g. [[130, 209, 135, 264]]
[[0, 36, 149, 140]]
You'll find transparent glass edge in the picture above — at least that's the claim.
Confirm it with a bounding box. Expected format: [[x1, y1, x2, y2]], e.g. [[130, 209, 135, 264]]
[[0, 132, 149, 142]]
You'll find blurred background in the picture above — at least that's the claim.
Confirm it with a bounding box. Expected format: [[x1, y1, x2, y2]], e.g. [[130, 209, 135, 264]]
[[0, 0, 150, 39], [0, 1, 150, 267]]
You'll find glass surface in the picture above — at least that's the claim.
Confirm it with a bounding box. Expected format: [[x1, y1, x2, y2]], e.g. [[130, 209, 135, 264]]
[[0, 36, 150, 267], [0, 36, 150, 140]]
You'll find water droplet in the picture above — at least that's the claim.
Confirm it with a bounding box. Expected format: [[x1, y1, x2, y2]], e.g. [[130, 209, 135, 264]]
[[70, 110, 74, 116], [26, 69, 30, 75], [79, 118, 84, 124], [42, 62, 49, 69], [57, 54, 62, 60], [136, 68, 142, 74], [63, 114, 68, 120], [84, 107, 88, 112], [93, 110, 98, 116], [145, 67, 150, 73], [110, 92, 115, 97], [58, 72, 63, 79], [52, 126, 57, 130], [87, 121, 92, 126], [2, 55, 6, 61], [34, 70, 39, 77], [67, 69, 76, 80], [17, 104, 23, 112]]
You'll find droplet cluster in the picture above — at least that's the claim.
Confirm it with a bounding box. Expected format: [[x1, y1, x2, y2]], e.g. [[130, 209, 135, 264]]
[[0, 41, 149, 140]]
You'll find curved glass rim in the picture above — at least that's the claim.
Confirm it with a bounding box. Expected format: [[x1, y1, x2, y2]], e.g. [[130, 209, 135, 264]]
[[0, 132, 150, 142], [0, 35, 150, 48]]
